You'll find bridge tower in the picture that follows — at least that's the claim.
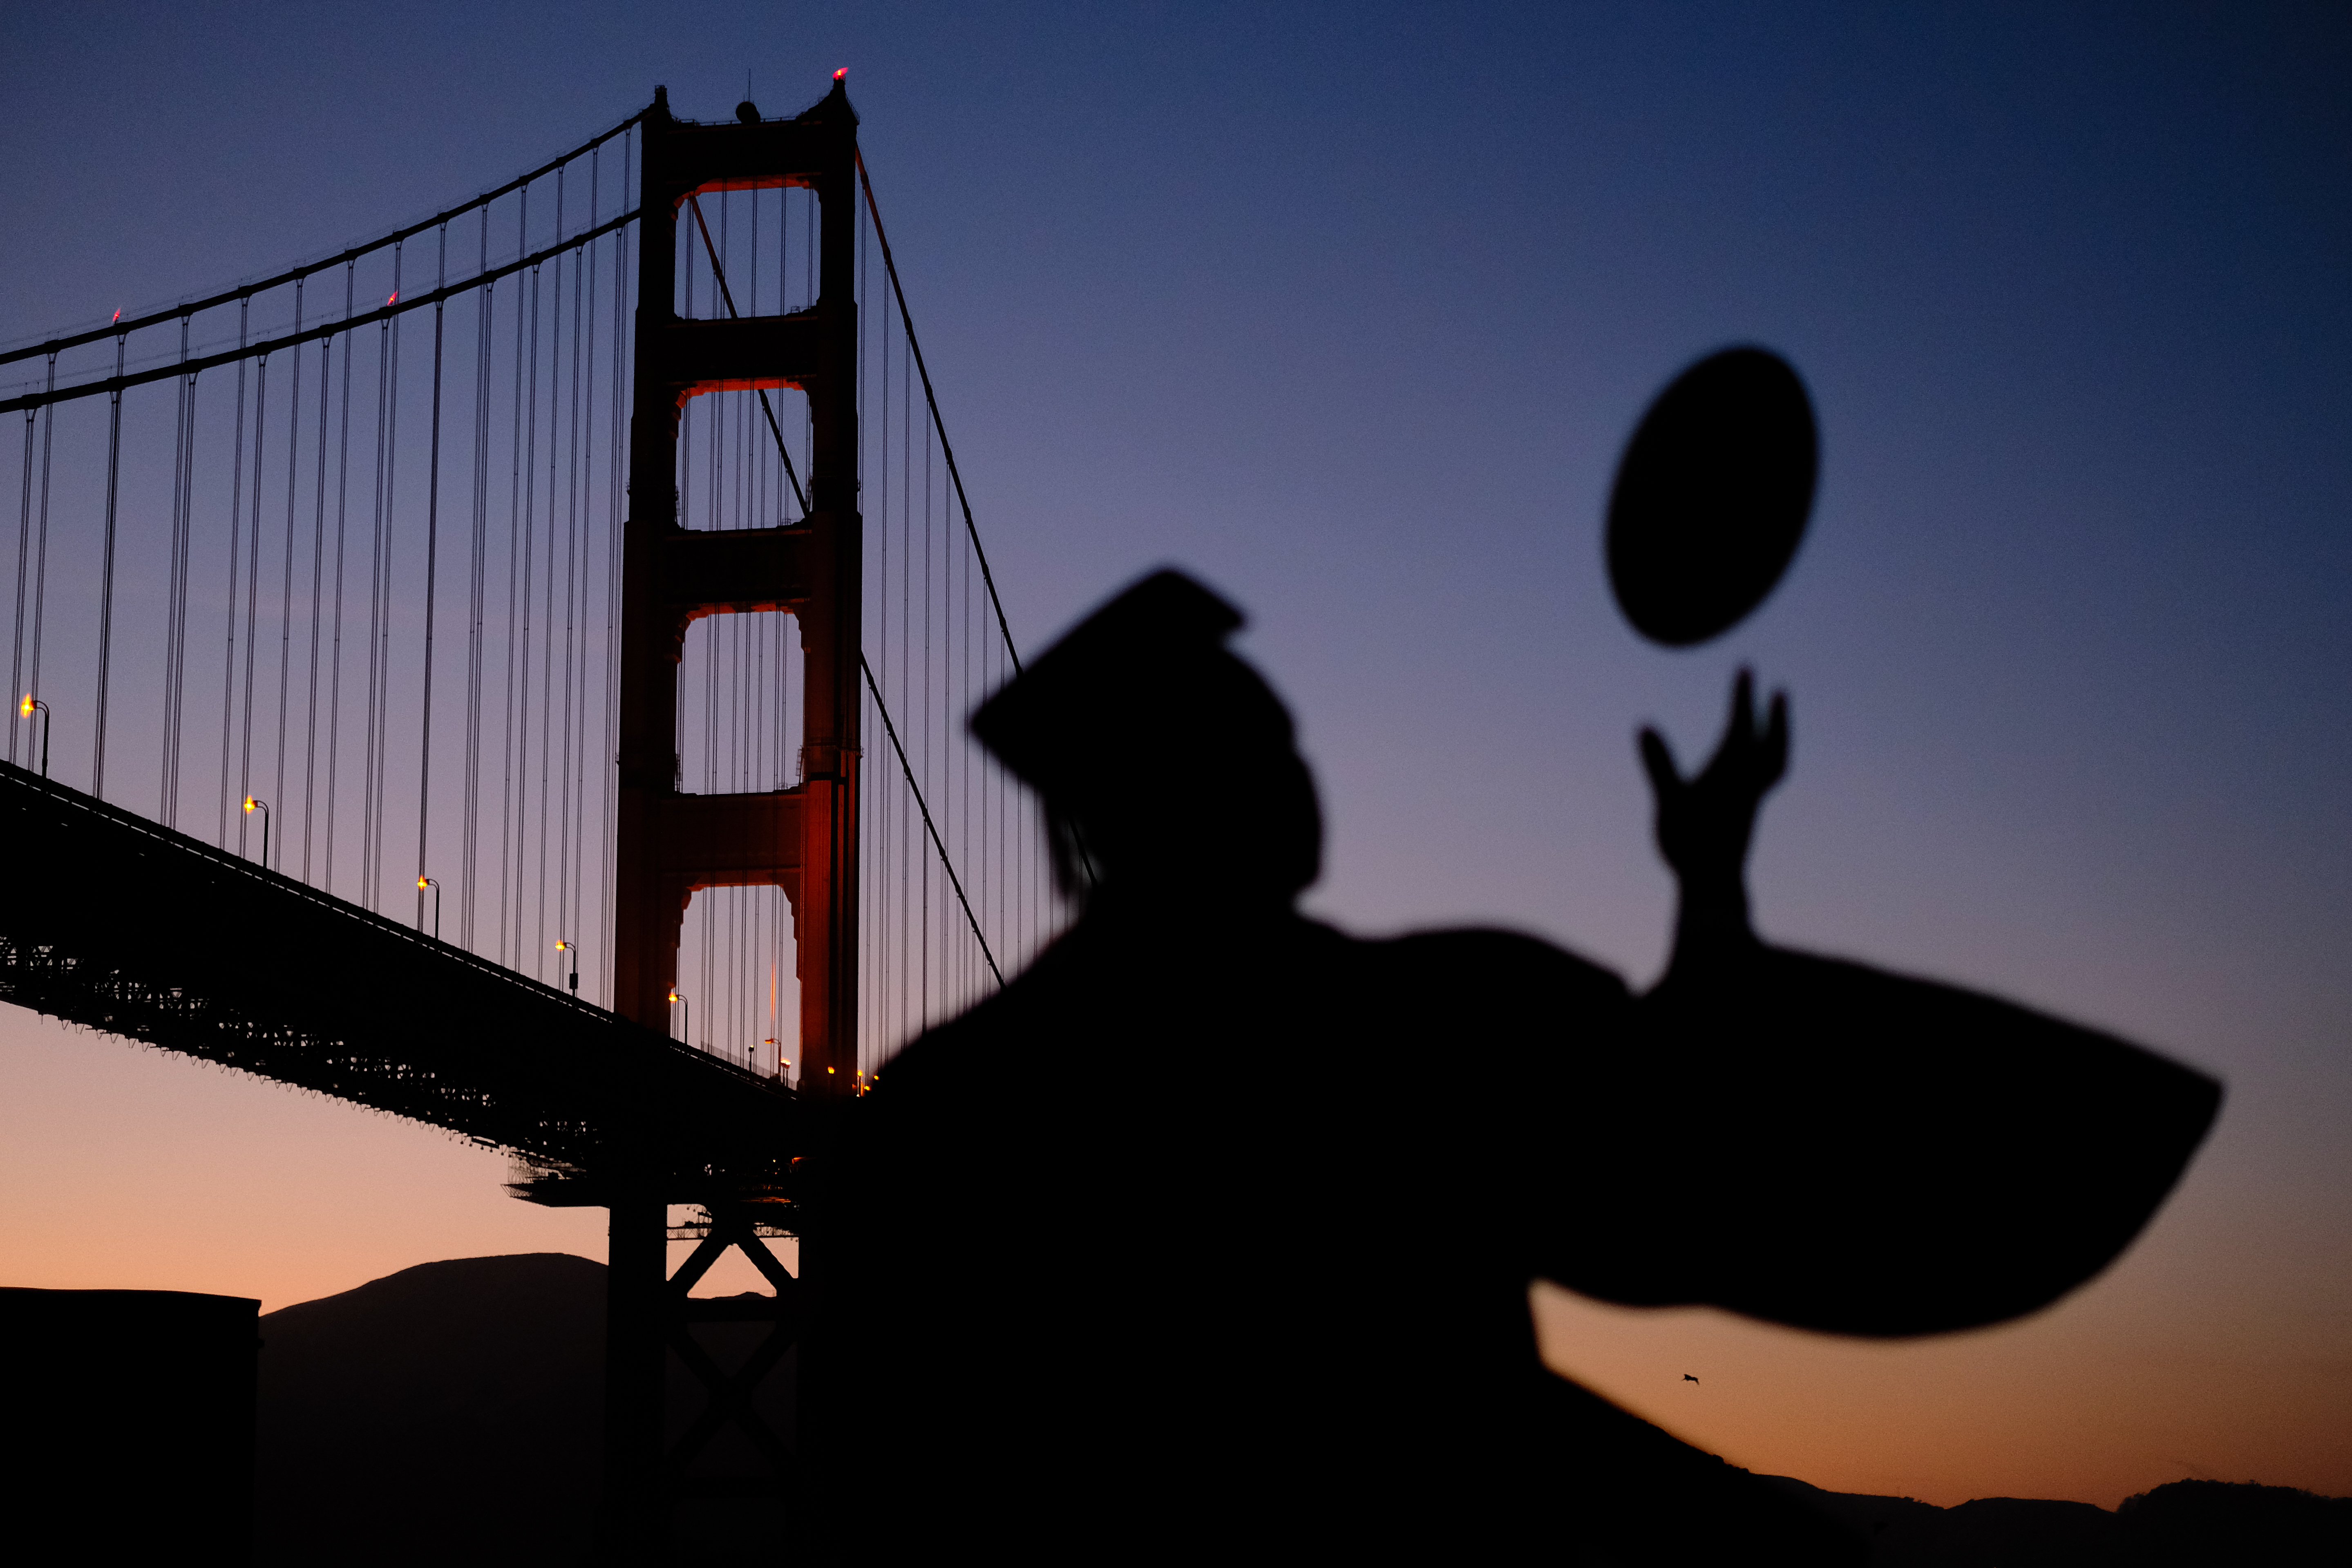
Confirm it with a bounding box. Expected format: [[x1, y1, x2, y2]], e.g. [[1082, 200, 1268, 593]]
[[602, 79, 859, 1556]]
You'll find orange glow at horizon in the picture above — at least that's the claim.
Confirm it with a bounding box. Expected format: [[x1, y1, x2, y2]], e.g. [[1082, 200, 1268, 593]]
[[1531, 1239, 2352, 1510]]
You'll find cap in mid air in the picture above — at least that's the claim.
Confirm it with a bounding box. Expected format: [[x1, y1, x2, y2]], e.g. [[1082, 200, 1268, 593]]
[[1607, 345, 1818, 648]]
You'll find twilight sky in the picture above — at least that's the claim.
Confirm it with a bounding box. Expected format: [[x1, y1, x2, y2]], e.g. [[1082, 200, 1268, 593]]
[[2, 1, 2347, 1509]]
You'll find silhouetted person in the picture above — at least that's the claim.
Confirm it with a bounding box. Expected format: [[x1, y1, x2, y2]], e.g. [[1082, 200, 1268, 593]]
[[824, 570, 2218, 1564]]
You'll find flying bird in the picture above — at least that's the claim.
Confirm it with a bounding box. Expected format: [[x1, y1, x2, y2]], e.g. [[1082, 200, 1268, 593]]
[[1683, 1374, 1700, 1385]]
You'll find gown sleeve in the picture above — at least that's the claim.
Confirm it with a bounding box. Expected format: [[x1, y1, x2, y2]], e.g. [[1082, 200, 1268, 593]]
[[1523, 946, 2222, 1337]]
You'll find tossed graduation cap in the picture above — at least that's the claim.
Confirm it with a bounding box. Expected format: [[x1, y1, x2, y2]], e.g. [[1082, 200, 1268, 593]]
[[1607, 346, 1818, 647]]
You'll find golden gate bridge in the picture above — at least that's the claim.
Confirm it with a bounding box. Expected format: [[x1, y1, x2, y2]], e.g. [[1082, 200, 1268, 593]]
[[0, 75, 1043, 1557]]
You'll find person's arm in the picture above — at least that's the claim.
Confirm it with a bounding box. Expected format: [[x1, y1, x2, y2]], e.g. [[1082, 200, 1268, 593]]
[[1526, 669, 2220, 1337]]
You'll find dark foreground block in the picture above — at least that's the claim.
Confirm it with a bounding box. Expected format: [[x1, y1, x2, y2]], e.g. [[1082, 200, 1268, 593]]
[[0, 1286, 260, 1561]]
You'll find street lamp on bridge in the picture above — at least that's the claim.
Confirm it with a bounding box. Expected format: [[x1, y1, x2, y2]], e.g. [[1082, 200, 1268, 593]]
[[417, 876, 440, 940], [667, 988, 688, 1046], [242, 796, 270, 871], [19, 696, 49, 779], [555, 938, 580, 995]]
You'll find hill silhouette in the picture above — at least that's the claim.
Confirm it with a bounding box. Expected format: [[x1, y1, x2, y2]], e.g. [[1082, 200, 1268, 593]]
[[254, 1253, 793, 1565], [254, 1253, 608, 1566], [250, 1255, 2341, 1565], [1774, 1474, 2352, 1565]]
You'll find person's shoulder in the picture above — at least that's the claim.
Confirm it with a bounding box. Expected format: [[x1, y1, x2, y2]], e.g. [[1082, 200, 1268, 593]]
[[1359, 924, 1630, 1003], [872, 984, 1017, 1092], [866, 926, 1093, 1096]]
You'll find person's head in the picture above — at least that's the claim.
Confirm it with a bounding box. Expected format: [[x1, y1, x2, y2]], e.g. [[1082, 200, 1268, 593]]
[[971, 570, 1321, 912]]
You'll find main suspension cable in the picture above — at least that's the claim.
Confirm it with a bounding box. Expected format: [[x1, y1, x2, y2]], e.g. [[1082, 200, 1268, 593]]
[[854, 150, 1020, 676], [0, 208, 639, 419], [0, 108, 647, 371]]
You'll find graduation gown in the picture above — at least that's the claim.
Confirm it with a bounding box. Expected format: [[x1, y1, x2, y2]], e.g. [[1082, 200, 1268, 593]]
[[818, 901, 2218, 1564]]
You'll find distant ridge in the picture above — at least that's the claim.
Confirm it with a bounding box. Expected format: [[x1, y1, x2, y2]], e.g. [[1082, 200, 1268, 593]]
[[250, 1255, 2343, 1565], [1769, 1473, 2352, 1565]]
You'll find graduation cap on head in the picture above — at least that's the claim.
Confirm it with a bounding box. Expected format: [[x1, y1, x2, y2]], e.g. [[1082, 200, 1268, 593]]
[[972, 569, 1298, 806]]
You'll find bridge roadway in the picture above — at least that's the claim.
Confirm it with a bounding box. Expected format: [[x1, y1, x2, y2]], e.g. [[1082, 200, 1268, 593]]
[[0, 758, 800, 1207]]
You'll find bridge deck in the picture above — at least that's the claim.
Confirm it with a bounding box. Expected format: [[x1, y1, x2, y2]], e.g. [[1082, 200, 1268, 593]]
[[0, 761, 799, 1200]]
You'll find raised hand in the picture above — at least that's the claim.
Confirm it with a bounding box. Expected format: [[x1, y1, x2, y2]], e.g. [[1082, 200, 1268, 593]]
[[1639, 669, 1789, 970]]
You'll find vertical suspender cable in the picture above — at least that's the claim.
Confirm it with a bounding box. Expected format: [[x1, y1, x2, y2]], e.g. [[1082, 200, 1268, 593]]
[[746, 174, 765, 1042], [9, 370, 35, 765], [363, 272, 391, 897], [93, 331, 127, 796], [464, 210, 492, 948], [302, 322, 331, 875], [718, 198, 731, 1053], [573, 149, 601, 965], [326, 261, 355, 893], [416, 222, 448, 932], [221, 306, 249, 848], [161, 319, 196, 820], [175, 339, 204, 823], [700, 313, 718, 1045], [367, 242, 405, 907], [912, 331, 928, 1024], [557, 181, 583, 970], [273, 281, 305, 847], [237, 351, 268, 845], [536, 172, 563, 975], [362, 296, 387, 895], [28, 355, 51, 770], [499, 185, 529, 965], [515, 242, 540, 959], [599, 128, 630, 1003]]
